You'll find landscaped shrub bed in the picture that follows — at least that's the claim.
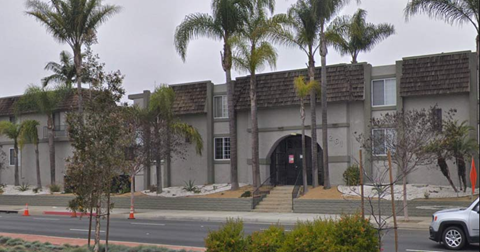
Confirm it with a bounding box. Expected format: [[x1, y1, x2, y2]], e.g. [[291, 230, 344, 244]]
[[205, 214, 379, 252], [0, 236, 193, 252]]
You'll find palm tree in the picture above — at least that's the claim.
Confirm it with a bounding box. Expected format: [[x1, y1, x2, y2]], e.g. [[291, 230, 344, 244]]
[[316, 0, 356, 189], [273, 0, 321, 187], [174, 0, 252, 190], [232, 0, 277, 188], [42, 51, 77, 88], [326, 9, 395, 63], [19, 120, 42, 189], [294, 76, 320, 193], [26, 0, 121, 113], [149, 86, 203, 193], [15, 85, 69, 185], [0, 121, 22, 186]]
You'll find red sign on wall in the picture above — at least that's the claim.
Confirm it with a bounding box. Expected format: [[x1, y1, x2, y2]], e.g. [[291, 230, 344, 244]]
[[289, 155, 294, 164]]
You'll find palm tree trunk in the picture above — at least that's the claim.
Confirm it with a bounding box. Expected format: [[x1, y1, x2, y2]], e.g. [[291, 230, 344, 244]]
[[438, 156, 457, 192], [35, 143, 41, 188], [14, 142, 19, 186], [223, 42, 239, 191], [155, 124, 163, 194], [48, 115, 56, 185], [166, 125, 172, 188], [320, 26, 330, 189], [144, 123, 151, 190], [250, 71, 261, 188], [308, 52, 318, 188], [73, 46, 83, 114], [301, 101, 308, 194]]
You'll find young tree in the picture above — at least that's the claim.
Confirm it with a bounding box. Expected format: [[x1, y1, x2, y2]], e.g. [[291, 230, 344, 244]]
[[42, 51, 77, 88], [273, 0, 322, 187], [174, 0, 252, 190], [0, 147, 7, 184], [19, 120, 42, 189], [26, 0, 121, 113], [356, 108, 439, 220], [294, 76, 320, 194], [232, 0, 278, 188], [15, 85, 69, 185], [149, 86, 204, 193], [0, 121, 22, 186], [326, 8, 395, 63]]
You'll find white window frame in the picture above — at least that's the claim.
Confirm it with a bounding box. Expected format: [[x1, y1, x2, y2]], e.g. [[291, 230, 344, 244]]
[[371, 78, 397, 107], [372, 128, 396, 156], [214, 137, 230, 160], [213, 95, 228, 119], [9, 148, 20, 166]]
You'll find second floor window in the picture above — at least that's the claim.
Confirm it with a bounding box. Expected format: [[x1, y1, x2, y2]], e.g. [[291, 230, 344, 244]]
[[372, 79, 396, 107], [214, 95, 228, 119], [215, 137, 230, 160]]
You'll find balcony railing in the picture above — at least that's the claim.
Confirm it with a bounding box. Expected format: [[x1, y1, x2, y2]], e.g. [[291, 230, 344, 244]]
[[43, 125, 68, 139]]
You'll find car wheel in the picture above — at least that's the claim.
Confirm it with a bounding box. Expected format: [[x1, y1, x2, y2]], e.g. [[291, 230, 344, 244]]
[[442, 226, 466, 250]]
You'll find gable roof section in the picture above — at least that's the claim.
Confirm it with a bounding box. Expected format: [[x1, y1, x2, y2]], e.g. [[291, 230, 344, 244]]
[[234, 64, 365, 110], [400, 52, 471, 97], [171, 81, 209, 115]]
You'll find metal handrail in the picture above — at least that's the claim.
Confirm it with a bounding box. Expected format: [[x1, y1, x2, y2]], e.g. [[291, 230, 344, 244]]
[[291, 169, 302, 210], [252, 175, 275, 209]]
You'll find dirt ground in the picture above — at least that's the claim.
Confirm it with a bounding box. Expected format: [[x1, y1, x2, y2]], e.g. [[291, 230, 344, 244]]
[[192, 185, 257, 198], [300, 186, 361, 200]]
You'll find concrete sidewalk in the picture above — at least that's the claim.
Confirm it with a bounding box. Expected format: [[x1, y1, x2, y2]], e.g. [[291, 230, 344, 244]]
[[0, 205, 431, 230]]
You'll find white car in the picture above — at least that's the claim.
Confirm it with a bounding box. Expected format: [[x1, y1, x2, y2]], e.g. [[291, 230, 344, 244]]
[[429, 197, 479, 250]]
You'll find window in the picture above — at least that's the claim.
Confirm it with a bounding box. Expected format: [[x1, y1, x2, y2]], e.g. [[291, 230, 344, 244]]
[[372, 79, 396, 107], [214, 95, 228, 118], [9, 116, 16, 124], [53, 112, 61, 129], [372, 129, 396, 156], [9, 148, 19, 166], [432, 108, 442, 132], [215, 137, 230, 160]]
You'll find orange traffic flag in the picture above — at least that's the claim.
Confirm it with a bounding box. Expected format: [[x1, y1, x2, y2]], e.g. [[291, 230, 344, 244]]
[[470, 157, 477, 195]]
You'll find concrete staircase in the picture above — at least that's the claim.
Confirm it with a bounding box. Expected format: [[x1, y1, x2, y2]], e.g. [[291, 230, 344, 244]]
[[253, 186, 294, 213]]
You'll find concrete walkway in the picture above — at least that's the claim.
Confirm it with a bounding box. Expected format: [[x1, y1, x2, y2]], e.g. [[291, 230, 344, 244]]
[[0, 205, 431, 230]]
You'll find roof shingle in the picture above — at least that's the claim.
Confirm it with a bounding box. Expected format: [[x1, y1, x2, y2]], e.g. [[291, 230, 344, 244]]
[[171, 81, 209, 115]]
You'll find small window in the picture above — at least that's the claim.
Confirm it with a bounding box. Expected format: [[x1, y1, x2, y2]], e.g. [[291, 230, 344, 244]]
[[215, 137, 230, 160], [372, 129, 396, 156], [53, 112, 61, 128], [9, 116, 16, 124], [214, 96, 228, 119], [9, 148, 19, 166], [432, 108, 442, 132], [372, 79, 396, 107]]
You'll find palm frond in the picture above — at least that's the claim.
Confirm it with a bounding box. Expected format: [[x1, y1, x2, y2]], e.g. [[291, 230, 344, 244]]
[[19, 120, 40, 148], [172, 122, 204, 155]]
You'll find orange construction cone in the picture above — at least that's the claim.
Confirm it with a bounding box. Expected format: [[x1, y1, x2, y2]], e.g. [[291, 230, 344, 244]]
[[128, 205, 135, 220], [22, 204, 30, 216]]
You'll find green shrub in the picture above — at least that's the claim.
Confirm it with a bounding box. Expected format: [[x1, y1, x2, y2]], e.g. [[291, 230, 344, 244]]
[[205, 218, 247, 252], [280, 219, 336, 252], [240, 191, 251, 198], [331, 214, 379, 252], [248, 225, 285, 252], [49, 184, 61, 194], [17, 183, 30, 192], [183, 180, 198, 193], [343, 164, 360, 186], [0, 188, 3, 194], [5, 238, 23, 247]]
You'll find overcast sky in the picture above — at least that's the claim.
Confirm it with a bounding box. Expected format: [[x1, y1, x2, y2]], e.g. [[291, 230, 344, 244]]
[[0, 0, 477, 101]]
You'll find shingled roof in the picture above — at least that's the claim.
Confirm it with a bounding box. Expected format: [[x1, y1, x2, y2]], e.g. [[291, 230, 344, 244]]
[[171, 81, 209, 115], [234, 64, 365, 110], [400, 52, 471, 97], [0, 92, 81, 117]]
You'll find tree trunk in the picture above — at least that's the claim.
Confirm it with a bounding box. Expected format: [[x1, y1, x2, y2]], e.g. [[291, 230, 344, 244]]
[[155, 124, 163, 194], [48, 115, 56, 185], [166, 125, 172, 189], [223, 41, 239, 191], [402, 171, 409, 221], [301, 101, 308, 194], [320, 26, 330, 189], [308, 52, 318, 188], [35, 143, 41, 189], [144, 123, 151, 190], [73, 46, 83, 114], [457, 157, 467, 193], [130, 174, 135, 211], [250, 71, 261, 188], [105, 190, 111, 252], [93, 202, 101, 252], [88, 192, 94, 249], [14, 141, 19, 186], [438, 157, 458, 192]]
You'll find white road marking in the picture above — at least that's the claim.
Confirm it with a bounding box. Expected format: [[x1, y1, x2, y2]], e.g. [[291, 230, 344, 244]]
[[33, 218, 59, 221], [130, 222, 165, 226], [70, 229, 105, 233], [406, 249, 445, 252]]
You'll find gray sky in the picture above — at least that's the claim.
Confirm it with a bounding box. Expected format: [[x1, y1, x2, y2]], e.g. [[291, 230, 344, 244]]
[[0, 0, 477, 100]]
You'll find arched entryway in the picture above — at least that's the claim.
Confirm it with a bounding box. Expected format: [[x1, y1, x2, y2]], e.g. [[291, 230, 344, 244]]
[[269, 134, 323, 186]]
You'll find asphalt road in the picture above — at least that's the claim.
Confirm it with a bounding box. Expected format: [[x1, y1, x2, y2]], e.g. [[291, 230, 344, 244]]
[[0, 213, 478, 252]]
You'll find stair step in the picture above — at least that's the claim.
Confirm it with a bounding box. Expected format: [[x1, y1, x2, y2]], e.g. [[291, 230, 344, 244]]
[[257, 201, 292, 205]]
